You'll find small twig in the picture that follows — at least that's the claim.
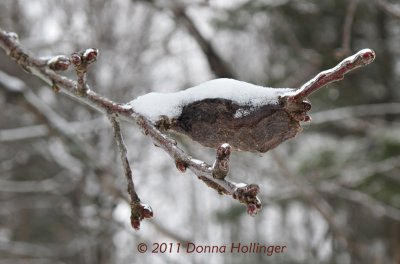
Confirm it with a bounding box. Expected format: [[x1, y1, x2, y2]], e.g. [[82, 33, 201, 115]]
[[108, 115, 153, 230], [71, 48, 98, 96], [212, 143, 231, 179], [47, 55, 71, 72], [138, 116, 262, 215], [0, 71, 96, 162], [283, 49, 375, 102]]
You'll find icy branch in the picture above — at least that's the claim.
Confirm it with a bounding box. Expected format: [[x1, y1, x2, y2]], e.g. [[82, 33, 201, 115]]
[[283, 49, 375, 102], [0, 28, 262, 222], [137, 116, 262, 215], [71, 48, 98, 96], [0, 28, 375, 225], [109, 115, 153, 230], [212, 143, 231, 179]]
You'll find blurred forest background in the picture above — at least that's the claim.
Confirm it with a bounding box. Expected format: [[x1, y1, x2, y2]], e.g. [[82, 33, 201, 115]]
[[1, 0, 400, 263]]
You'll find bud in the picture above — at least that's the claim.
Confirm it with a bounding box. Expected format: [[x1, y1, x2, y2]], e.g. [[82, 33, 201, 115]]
[[175, 160, 187, 173], [71, 53, 82, 66], [47, 55, 71, 71], [82, 48, 99, 64]]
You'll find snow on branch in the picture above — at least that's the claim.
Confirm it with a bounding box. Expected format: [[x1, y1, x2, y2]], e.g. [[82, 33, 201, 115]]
[[0, 28, 262, 227], [0, 28, 374, 229]]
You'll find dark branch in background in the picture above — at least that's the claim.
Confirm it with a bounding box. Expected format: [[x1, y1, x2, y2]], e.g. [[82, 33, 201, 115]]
[[0, 28, 374, 229], [168, 3, 234, 78], [0, 71, 96, 162], [134, 0, 234, 78], [375, 0, 400, 19], [335, 0, 359, 58]]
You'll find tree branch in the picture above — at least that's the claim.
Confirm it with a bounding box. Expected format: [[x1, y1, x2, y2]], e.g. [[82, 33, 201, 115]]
[[0, 27, 376, 228], [283, 49, 375, 102], [109, 115, 153, 230], [0, 28, 262, 224]]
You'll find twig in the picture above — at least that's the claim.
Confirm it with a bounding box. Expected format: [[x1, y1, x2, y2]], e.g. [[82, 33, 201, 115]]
[[137, 116, 262, 215], [108, 115, 153, 230], [283, 49, 375, 102], [212, 143, 231, 179], [71, 48, 98, 96]]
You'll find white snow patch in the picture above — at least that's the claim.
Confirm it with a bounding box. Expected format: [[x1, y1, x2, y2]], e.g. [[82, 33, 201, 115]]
[[234, 108, 253, 118], [221, 143, 230, 148], [130, 78, 292, 122]]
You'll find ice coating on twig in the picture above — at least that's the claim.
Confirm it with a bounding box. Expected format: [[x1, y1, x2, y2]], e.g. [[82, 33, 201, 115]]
[[130, 78, 292, 122], [283, 49, 376, 101]]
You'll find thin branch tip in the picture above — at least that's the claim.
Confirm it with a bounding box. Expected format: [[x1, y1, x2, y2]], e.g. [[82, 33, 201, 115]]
[[109, 115, 153, 230], [284, 48, 376, 101], [212, 143, 231, 179], [72, 48, 99, 96]]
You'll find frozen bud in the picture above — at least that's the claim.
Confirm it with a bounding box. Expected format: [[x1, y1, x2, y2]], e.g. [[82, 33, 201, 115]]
[[360, 49, 376, 64], [131, 217, 141, 230], [140, 203, 153, 219], [175, 160, 187, 173], [7, 32, 19, 40], [71, 53, 82, 66], [47, 55, 71, 71], [82, 48, 99, 64], [245, 184, 260, 196], [247, 203, 258, 216], [217, 143, 231, 159], [52, 83, 60, 93]]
